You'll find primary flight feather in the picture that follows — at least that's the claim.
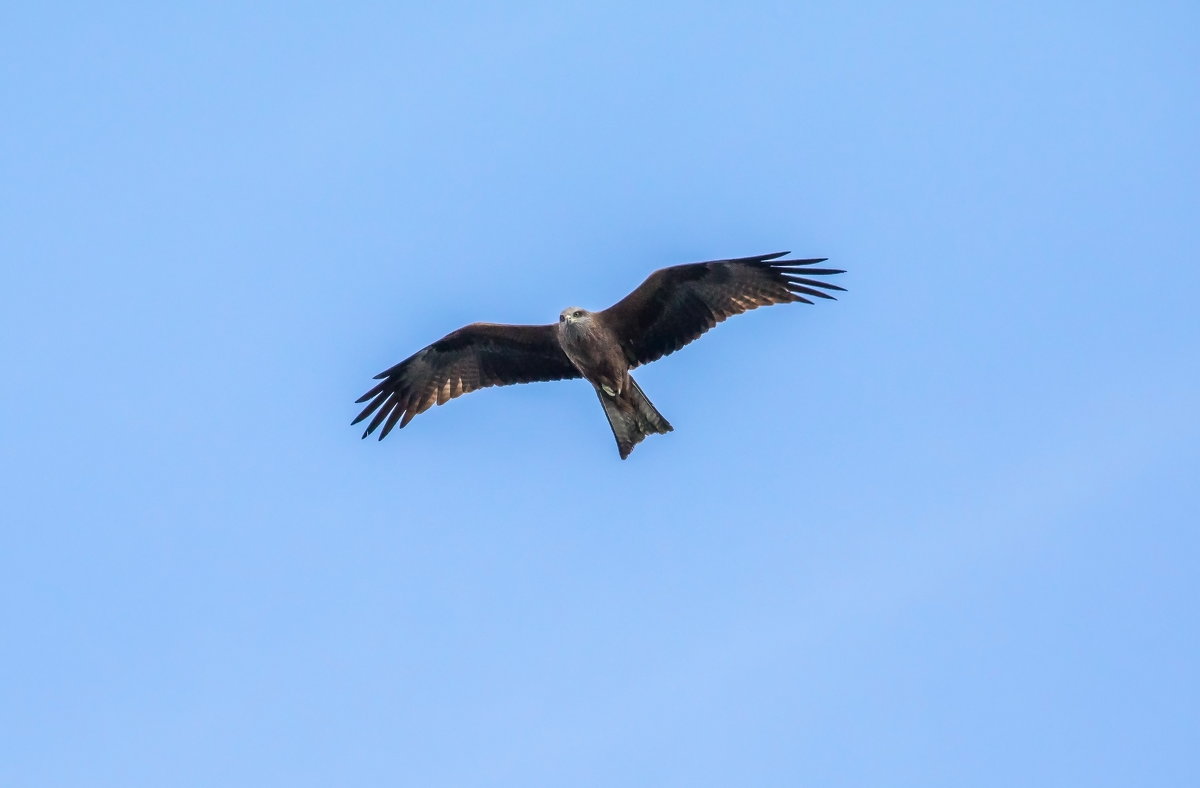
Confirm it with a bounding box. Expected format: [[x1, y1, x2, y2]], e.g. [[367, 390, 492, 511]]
[[353, 251, 845, 458]]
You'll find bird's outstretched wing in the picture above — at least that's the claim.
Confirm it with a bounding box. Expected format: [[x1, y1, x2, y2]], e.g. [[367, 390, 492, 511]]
[[353, 322, 581, 439], [599, 251, 845, 368]]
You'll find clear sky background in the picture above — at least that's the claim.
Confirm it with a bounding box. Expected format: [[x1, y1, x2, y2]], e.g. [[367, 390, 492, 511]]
[[3, 2, 1197, 786]]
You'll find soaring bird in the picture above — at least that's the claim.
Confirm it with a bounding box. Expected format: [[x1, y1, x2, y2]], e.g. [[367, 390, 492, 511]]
[[353, 251, 844, 458]]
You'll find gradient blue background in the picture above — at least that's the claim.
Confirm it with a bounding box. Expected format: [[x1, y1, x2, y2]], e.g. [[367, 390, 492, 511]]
[[3, 3, 1197, 785]]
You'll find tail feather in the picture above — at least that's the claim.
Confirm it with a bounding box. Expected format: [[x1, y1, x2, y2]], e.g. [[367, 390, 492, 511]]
[[597, 377, 673, 459]]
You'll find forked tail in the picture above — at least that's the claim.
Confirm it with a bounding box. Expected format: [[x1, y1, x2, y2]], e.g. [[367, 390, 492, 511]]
[[597, 376, 674, 459]]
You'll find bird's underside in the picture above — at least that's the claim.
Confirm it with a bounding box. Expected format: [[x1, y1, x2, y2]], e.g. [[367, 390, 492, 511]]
[[353, 251, 845, 458]]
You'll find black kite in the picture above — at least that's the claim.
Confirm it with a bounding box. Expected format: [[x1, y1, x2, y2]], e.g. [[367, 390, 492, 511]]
[[354, 251, 844, 458]]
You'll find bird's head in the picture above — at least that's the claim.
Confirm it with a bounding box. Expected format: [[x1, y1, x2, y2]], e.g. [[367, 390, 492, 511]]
[[559, 307, 591, 324]]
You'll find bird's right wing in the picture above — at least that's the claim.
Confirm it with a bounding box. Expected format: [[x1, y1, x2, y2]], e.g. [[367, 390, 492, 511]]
[[353, 322, 581, 439]]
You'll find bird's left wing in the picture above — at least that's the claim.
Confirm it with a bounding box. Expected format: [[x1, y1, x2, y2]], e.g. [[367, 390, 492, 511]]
[[599, 251, 845, 368], [353, 322, 581, 439]]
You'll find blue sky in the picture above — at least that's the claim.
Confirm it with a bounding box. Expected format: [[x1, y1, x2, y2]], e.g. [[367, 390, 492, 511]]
[[2, 2, 1197, 785]]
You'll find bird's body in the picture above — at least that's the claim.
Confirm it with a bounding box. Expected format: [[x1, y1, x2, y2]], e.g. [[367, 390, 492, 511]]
[[354, 251, 844, 459], [557, 307, 675, 457], [556, 308, 627, 396]]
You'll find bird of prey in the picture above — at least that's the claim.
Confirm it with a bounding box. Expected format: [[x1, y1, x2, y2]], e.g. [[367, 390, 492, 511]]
[[353, 251, 844, 459]]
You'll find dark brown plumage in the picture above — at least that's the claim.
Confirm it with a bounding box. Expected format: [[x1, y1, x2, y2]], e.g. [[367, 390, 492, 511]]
[[603, 252, 845, 368], [353, 323, 580, 440], [353, 251, 844, 457]]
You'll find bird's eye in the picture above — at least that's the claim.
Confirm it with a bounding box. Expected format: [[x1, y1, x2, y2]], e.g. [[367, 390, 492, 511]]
[[573, 310, 583, 318]]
